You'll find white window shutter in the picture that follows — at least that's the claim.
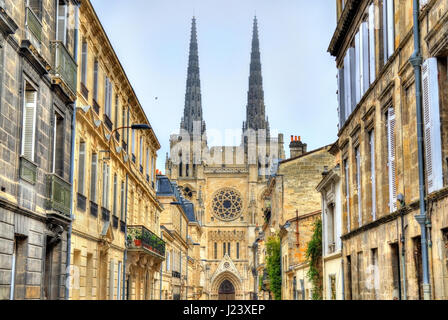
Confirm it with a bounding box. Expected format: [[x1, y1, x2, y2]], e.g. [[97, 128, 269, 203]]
[[338, 67, 346, 128], [355, 31, 362, 103], [77, 142, 85, 194], [344, 53, 351, 120], [362, 21, 370, 93], [57, 4, 67, 44], [386, 0, 395, 59], [356, 147, 362, 226], [349, 47, 357, 112], [422, 57, 443, 193], [368, 3, 376, 83], [370, 130, 376, 220], [22, 91, 37, 161], [387, 107, 397, 212], [345, 160, 351, 232]]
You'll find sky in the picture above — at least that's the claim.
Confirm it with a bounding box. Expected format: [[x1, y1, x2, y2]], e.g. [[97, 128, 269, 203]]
[[90, 0, 338, 173]]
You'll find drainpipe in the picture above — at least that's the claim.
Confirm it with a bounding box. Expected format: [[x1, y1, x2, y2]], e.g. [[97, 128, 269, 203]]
[[65, 1, 79, 300], [159, 231, 163, 300], [410, 0, 431, 300]]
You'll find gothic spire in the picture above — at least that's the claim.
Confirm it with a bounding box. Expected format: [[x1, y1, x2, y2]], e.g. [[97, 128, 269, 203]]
[[244, 16, 269, 134], [181, 17, 205, 135]]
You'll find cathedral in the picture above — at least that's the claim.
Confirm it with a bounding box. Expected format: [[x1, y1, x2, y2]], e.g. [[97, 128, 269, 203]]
[[165, 17, 285, 300]]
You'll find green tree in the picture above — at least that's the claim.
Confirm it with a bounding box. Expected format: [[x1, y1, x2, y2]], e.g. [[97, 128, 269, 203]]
[[266, 236, 282, 300], [306, 219, 323, 300]]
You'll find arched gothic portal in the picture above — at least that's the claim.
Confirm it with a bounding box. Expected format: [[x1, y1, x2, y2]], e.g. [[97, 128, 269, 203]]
[[218, 280, 235, 300]]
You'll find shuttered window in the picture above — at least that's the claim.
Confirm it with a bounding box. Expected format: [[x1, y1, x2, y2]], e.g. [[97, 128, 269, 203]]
[[369, 130, 376, 220], [166, 252, 170, 271], [355, 31, 361, 104], [22, 88, 37, 161], [56, 1, 67, 44], [131, 130, 136, 156], [422, 58, 443, 194], [355, 147, 362, 227], [93, 60, 99, 101], [361, 21, 370, 94], [383, 0, 395, 63], [343, 52, 352, 121], [146, 148, 150, 176], [81, 42, 88, 85], [28, 0, 42, 18], [151, 156, 155, 183], [77, 141, 86, 195], [113, 174, 118, 217], [387, 107, 397, 212], [368, 3, 376, 83], [338, 67, 346, 129], [52, 112, 64, 176], [114, 95, 119, 130], [102, 162, 110, 209], [349, 47, 357, 112], [344, 159, 351, 232], [104, 77, 112, 118], [120, 181, 125, 220], [90, 153, 97, 202], [139, 137, 143, 166]]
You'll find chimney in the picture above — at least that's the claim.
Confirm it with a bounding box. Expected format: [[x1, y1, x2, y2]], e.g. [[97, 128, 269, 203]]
[[289, 135, 307, 158]]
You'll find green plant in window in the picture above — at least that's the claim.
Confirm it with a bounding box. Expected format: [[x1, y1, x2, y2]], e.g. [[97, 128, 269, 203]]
[[306, 219, 323, 300], [265, 236, 282, 300]]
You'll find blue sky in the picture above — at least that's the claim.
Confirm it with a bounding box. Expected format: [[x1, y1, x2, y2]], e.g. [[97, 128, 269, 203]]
[[91, 0, 338, 172]]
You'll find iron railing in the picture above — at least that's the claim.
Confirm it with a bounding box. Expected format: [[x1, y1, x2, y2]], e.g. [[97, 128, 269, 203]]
[[46, 174, 71, 217], [101, 207, 110, 222], [19, 156, 37, 185], [50, 41, 77, 95], [77, 193, 86, 211], [127, 225, 166, 258], [90, 201, 98, 217], [26, 7, 42, 46]]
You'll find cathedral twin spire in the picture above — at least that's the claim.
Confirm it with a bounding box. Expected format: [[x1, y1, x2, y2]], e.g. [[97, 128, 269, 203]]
[[180, 16, 269, 136]]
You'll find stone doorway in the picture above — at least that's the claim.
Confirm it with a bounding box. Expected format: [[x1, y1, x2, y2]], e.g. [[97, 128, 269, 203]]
[[218, 280, 235, 300]]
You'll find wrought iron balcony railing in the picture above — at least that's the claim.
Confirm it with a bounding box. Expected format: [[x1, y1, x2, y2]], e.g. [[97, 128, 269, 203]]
[[127, 225, 166, 258], [26, 7, 42, 47], [46, 174, 71, 217], [50, 41, 77, 96]]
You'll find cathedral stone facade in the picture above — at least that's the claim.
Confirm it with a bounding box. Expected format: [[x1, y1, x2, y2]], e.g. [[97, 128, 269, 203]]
[[165, 17, 285, 300]]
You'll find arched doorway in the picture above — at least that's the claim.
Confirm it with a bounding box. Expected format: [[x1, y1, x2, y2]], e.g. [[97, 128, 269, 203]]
[[218, 280, 235, 300]]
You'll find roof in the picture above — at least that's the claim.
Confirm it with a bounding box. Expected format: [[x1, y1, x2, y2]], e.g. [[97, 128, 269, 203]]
[[280, 144, 332, 165], [156, 175, 197, 222]]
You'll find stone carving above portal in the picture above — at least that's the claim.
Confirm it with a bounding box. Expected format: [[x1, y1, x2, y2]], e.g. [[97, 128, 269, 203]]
[[210, 254, 242, 284]]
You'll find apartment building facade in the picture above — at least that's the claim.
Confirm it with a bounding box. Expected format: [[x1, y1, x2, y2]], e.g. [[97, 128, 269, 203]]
[[329, 0, 448, 299], [0, 0, 79, 300]]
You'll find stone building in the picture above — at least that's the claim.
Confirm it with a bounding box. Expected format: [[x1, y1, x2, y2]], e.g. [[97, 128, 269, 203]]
[[68, 0, 163, 300], [262, 140, 335, 300], [155, 175, 199, 300], [165, 17, 286, 300], [0, 0, 78, 300], [329, 0, 448, 299], [316, 143, 343, 300]]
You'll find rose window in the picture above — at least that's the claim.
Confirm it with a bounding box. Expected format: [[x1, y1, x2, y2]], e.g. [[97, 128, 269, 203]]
[[212, 188, 243, 221]]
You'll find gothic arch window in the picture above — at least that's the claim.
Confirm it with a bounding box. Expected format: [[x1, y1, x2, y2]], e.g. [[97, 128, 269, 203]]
[[211, 188, 243, 221], [183, 186, 193, 199]]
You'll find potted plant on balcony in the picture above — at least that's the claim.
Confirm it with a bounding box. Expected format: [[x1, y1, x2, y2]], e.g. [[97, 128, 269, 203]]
[[128, 228, 142, 247]]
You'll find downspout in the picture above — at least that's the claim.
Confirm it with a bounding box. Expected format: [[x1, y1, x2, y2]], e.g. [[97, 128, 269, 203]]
[[410, 0, 431, 300], [65, 1, 79, 300], [159, 231, 163, 300]]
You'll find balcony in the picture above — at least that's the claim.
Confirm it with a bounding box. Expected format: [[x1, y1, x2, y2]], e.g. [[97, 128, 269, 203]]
[[90, 201, 98, 217], [77, 193, 86, 212], [50, 41, 77, 100], [127, 225, 166, 259], [101, 207, 110, 222], [19, 156, 37, 185], [45, 174, 71, 218], [26, 7, 41, 48], [104, 114, 113, 131]]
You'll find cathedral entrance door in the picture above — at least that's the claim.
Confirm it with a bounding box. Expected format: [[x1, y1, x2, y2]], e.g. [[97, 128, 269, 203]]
[[218, 280, 235, 300]]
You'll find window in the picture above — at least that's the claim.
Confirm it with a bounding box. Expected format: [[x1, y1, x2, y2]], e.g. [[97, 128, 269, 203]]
[[327, 204, 335, 253], [81, 42, 88, 86], [77, 141, 86, 195], [369, 130, 376, 220], [114, 95, 119, 130], [236, 242, 240, 259], [86, 253, 93, 299], [382, 0, 395, 63], [356, 252, 363, 300], [131, 130, 136, 157], [93, 60, 99, 101], [28, 0, 42, 18], [117, 262, 122, 300], [355, 146, 362, 227], [368, 3, 376, 83], [52, 112, 64, 176], [223, 243, 226, 257], [151, 156, 155, 184], [90, 153, 97, 202], [386, 107, 397, 212], [22, 85, 37, 161], [139, 137, 143, 167], [120, 181, 125, 220], [104, 77, 112, 119], [346, 255, 353, 300], [422, 57, 443, 194], [214, 242, 217, 259], [390, 243, 401, 300], [113, 174, 118, 217], [228, 243, 231, 258], [344, 159, 351, 232], [56, 1, 68, 45], [109, 260, 115, 300], [371, 248, 379, 299], [413, 236, 423, 299], [102, 162, 110, 209]]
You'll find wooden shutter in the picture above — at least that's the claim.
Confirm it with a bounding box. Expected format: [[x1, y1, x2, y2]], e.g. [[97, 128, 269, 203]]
[[349, 47, 357, 112], [77, 142, 85, 194], [368, 3, 376, 83], [386, 0, 395, 59], [102, 162, 109, 208], [387, 107, 397, 212], [370, 130, 376, 220], [90, 154, 97, 201], [338, 67, 346, 128], [345, 159, 351, 232], [356, 147, 362, 226], [22, 90, 37, 161], [344, 52, 352, 119], [422, 58, 443, 193], [57, 3, 67, 44]]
